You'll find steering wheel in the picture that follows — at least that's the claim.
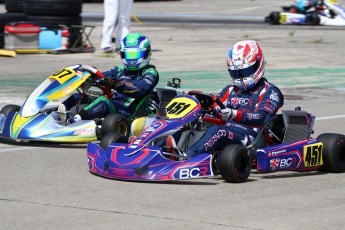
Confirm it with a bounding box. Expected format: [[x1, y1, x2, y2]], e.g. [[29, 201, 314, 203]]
[[187, 90, 225, 110], [187, 90, 226, 125], [81, 68, 115, 99]]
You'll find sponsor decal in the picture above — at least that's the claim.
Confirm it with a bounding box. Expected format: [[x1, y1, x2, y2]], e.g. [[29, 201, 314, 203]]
[[204, 130, 234, 150], [145, 75, 155, 82], [118, 109, 130, 117], [92, 104, 103, 114], [268, 149, 287, 156], [152, 122, 163, 129], [76, 70, 82, 77], [270, 158, 280, 170], [279, 157, 296, 169], [133, 139, 142, 145], [62, 86, 73, 95], [263, 103, 275, 114], [231, 97, 249, 107], [144, 79, 152, 84], [247, 113, 261, 120], [73, 128, 95, 136], [269, 90, 280, 102], [141, 132, 149, 138], [173, 166, 209, 179]]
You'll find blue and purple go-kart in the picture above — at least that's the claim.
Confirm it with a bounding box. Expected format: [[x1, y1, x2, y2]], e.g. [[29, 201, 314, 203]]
[[87, 91, 345, 182]]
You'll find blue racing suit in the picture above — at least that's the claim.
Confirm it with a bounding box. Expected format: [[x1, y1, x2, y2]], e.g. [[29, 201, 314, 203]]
[[186, 78, 284, 158], [63, 64, 159, 120], [295, 0, 317, 12]]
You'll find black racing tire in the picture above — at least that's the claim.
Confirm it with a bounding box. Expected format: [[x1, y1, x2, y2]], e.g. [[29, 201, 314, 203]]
[[317, 133, 345, 173], [101, 114, 131, 138], [218, 144, 251, 183], [306, 13, 320, 25], [5, 0, 24, 13], [100, 132, 128, 151], [0, 13, 27, 33], [26, 15, 82, 27], [0, 32, 4, 49], [26, 15, 82, 47], [269, 11, 281, 25], [23, 0, 82, 17], [0, 104, 20, 118]]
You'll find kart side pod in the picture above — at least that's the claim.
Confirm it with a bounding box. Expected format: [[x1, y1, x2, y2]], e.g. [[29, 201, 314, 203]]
[[256, 139, 323, 172], [257, 133, 345, 173]]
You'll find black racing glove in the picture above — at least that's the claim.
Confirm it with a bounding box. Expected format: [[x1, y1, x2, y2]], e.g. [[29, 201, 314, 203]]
[[99, 78, 126, 93], [112, 81, 126, 93]]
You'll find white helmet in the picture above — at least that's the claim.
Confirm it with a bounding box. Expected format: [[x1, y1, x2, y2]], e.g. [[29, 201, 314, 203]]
[[226, 40, 265, 91]]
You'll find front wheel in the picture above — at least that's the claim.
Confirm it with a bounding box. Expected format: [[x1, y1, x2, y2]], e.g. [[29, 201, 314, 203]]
[[218, 144, 251, 183], [269, 12, 281, 25], [100, 132, 128, 151], [101, 113, 131, 138], [0, 104, 20, 118], [317, 133, 345, 173]]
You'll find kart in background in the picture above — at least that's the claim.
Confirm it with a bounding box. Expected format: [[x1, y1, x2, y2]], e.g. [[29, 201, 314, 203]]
[[266, 0, 345, 26], [0, 65, 180, 143], [87, 91, 345, 182]]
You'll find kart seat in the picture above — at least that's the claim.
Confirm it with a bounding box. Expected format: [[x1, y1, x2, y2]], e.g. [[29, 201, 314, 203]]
[[281, 109, 313, 143], [249, 115, 285, 150], [155, 87, 180, 116]]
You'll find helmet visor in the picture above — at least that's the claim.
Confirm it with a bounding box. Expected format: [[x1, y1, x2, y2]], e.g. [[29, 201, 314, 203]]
[[120, 48, 148, 60], [228, 61, 259, 79]]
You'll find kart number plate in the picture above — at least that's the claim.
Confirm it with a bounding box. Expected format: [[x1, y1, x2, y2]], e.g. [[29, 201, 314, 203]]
[[165, 97, 197, 119], [280, 14, 287, 23], [303, 143, 323, 167], [49, 68, 75, 84]]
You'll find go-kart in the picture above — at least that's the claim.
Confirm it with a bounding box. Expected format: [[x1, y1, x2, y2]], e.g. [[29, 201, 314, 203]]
[[266, 0, 345, 26], [0, 64, 171, 143], [87, 90, 345, 182]]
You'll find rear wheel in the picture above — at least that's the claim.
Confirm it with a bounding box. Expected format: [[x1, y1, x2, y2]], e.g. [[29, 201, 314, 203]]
[[306, 13, 320, 25], [100, 132, 128, 151], [101, 114, 131, 138], [269, 12, 281, 25], [317, 133, 345, 173], [0, 104, 20, 118], [218, 144, 251, 183]]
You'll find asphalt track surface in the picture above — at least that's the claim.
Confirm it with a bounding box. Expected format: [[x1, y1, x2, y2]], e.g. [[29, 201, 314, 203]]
[[1, 1, 345, 230]]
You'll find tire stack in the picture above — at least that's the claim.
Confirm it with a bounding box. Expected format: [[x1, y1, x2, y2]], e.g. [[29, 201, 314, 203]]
[[1, 0, 83, 49], [24, 0, 83, 48], [0, 0, 26, 48]]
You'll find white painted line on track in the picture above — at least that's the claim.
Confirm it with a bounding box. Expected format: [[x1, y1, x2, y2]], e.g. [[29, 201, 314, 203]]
[[316, 115, 345, 121]]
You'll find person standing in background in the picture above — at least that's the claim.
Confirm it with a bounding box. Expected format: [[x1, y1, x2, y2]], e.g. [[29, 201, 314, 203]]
[[101, 0, 134, 53]]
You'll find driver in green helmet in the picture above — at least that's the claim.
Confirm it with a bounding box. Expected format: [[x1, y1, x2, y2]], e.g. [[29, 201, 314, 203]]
[[60, 33, 159, 122]]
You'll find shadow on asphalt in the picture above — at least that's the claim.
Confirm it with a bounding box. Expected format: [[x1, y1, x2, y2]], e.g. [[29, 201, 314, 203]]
[[0, 137, 88, 149]]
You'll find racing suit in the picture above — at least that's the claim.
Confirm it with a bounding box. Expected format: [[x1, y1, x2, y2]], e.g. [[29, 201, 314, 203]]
[[63, 65, 159, 120], [294, 0, 318, 12], [186, 78, 284, 158]]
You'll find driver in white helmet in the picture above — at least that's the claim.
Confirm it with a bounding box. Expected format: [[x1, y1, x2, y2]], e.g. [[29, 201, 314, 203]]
[[185, 40, 284, 158]]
